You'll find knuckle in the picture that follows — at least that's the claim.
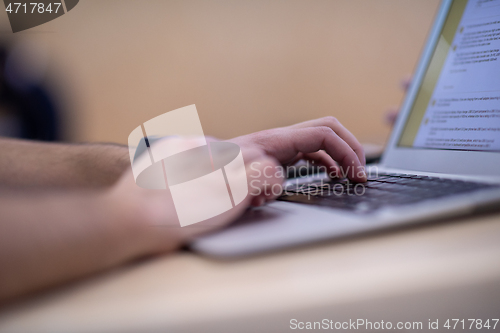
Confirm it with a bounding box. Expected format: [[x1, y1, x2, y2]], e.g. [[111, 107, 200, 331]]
[[323, 116, 339, 126], [316, 126, 336, 136], [352, 142, 364, 151]]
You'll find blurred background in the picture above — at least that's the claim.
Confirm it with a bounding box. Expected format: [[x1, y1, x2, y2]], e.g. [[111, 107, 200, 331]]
[[0, 0, 440, 145]]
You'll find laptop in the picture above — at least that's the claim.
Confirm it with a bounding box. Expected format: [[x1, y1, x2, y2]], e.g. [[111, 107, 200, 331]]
[[191, 0, 500, 257]]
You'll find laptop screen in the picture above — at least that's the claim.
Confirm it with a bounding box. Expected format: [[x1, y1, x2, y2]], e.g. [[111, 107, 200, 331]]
[[398, 0, 500, 152]]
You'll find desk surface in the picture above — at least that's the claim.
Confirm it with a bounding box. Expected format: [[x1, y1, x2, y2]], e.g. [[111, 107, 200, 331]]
[[1, 212, 500, 333]]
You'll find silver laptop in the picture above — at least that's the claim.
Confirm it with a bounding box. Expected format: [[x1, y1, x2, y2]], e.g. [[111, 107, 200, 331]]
[[191, 0, 500, 257]]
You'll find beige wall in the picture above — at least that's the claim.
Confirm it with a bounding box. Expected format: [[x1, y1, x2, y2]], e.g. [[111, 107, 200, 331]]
[[0, 0, 440, 145]]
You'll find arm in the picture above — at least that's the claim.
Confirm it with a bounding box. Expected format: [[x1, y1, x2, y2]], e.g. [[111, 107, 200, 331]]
[[0, 189, 151, 303], [0, 138, 130, 189], [0, 116, 365, 303], [0, 148, 280, 304], [0, 116, 365, 189]]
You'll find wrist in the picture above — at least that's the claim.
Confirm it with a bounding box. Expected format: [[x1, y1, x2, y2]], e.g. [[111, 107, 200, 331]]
[[104, 175, 184, 257]]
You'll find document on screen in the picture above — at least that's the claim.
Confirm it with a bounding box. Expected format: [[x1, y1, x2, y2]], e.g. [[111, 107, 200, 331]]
[[412, 0, 500, 151]]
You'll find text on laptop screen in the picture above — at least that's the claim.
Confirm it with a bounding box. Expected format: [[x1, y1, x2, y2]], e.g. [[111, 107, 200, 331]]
[[398, 0, 500, 152]]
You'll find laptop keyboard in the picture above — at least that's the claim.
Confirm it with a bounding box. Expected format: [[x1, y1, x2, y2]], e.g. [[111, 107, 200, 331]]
[[279, 173, 497, 213]]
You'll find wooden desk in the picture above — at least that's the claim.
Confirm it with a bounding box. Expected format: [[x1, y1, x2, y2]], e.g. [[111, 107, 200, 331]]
[[1, 212, 499, 333]]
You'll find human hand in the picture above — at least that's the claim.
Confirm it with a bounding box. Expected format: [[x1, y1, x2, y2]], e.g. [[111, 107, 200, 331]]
[[108, 144, 282, 255], [111, 116, 366, 254], [229, 116, 367, 183], [0, 117, 366, 301]]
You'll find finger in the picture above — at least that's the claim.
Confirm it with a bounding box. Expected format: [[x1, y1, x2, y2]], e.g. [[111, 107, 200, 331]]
[[298, 127, 366, 182], [302, 151, 336, 168], [301, 151, 341, 178], [288, 117, 365, 166], [252, 127, 365, 182], [286, 151, 337, 169], [285, 151, 340, 179], [286, 152, 304, 167]]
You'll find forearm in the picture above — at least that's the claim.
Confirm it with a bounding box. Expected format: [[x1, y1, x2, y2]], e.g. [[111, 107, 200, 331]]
[[0, 189, 167, 304], [0, 137, 284, 304], [0, 138, 130, 189]]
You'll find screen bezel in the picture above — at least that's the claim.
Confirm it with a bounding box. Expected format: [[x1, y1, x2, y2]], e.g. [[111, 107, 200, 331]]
[[381, 0, 500, 177]]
